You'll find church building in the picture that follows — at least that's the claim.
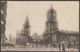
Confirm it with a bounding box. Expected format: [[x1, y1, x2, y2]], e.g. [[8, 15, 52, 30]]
[[43, 5, 79, 48]]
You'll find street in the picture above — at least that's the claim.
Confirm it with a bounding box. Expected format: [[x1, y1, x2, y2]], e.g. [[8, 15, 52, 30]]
[[1, 47, 79, 51]]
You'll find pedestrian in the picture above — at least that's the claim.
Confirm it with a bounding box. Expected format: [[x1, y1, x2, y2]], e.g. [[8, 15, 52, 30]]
[[58, 42, 61, 51], [62, 41, 65, 51]]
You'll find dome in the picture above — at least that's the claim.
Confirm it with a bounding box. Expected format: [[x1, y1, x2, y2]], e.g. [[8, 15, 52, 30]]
[[47, 5, 56, 14]]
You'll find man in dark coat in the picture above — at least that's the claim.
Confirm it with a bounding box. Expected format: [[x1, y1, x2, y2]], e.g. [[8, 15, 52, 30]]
[[58, 43, 61, 51], [62, 41, 65, 51]]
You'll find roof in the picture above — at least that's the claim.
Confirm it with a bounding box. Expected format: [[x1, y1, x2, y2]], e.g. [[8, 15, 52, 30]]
[[58, 30, 79, 36]]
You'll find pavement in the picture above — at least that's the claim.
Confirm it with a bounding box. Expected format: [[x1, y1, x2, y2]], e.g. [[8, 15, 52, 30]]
[[1, 47, 79, 51]]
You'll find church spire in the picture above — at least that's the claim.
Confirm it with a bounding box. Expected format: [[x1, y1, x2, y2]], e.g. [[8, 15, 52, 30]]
[[24, 16, 30, 28]]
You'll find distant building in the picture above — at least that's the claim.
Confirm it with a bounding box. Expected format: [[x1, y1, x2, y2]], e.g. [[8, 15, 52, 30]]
[[16, 30, 24, 47], [8, 34, 15, 45], [32, 32, 39, 42], [1, 1, 7, 47], [32, 32, 43, 46]]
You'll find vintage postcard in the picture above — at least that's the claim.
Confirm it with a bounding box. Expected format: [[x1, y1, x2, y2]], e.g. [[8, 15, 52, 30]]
[[1, 1, 79, 52]]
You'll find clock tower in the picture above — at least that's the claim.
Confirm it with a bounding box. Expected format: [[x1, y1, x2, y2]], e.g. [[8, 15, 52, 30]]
[[45, 5, 58, 44]]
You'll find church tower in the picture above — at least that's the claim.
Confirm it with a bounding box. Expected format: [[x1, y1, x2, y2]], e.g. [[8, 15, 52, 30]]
[[45, 5, 58, 44], [23, 16, 31, 43]]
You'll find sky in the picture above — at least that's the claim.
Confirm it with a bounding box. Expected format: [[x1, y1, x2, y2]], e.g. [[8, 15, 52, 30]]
[[6, 1, 79, 40]]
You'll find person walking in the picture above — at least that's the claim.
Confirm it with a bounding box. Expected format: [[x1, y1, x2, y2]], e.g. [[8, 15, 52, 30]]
[[62, 41, 65, 51], [58, 42, 61, 51]]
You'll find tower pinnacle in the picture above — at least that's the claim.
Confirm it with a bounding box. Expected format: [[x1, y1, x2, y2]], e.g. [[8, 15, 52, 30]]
[[24, 16, 30, 28]]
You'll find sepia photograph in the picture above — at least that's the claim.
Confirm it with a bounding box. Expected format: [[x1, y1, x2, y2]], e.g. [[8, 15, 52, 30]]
[[1, 1, 79, 52]]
